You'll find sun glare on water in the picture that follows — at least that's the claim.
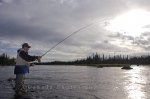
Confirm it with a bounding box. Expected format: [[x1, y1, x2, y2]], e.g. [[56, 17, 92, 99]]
[[106, 9, 150, 37]]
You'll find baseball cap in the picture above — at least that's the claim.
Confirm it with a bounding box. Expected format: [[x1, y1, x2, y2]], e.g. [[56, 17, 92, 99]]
[[22, 43, 31, 48]]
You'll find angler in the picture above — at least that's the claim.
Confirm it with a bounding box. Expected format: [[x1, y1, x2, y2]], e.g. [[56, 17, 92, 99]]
[[14, 43, 42, 96]]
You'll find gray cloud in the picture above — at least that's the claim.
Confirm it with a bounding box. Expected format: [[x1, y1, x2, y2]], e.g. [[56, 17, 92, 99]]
[[108, 31, 150, 52], [143, 25, 150, 28], [108, 32, 134, 41], [0, 19, 65, 43], [142, 32, 150, 36], [133, 32, 150, 50], [0, 0, 150, 61]]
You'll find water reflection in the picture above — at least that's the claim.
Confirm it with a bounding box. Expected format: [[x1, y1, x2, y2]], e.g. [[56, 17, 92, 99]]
[[124, 66, 147, 99]]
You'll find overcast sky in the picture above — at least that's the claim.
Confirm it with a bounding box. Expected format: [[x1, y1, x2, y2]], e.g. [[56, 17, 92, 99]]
[[1, 0, 150, 61]]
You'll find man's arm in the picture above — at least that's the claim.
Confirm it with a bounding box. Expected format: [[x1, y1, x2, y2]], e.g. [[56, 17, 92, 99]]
[[19, 51, 38, 62]]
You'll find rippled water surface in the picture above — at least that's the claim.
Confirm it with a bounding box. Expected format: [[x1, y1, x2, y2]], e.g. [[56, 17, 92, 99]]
[[0, 65, 150, 99]]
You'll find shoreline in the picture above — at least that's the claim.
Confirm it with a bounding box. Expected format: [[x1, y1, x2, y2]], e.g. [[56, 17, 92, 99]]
[[1, 64, 150, 67]]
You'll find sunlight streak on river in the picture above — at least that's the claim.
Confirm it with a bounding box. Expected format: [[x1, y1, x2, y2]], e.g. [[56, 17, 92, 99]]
[[124, 66, 147, 99]]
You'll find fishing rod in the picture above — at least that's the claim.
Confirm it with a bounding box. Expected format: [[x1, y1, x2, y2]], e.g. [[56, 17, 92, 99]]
[[41, 16, 108, 57], [41, 23, 94, 57]]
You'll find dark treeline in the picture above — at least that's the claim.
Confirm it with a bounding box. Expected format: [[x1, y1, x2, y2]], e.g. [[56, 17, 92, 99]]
[[38, 53, 150, 65], [72, 53, 148, 65], [0, 53, 15, 66]]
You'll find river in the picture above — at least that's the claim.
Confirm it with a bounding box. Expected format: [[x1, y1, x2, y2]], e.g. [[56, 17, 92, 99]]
[[0, 65, 149, 99]]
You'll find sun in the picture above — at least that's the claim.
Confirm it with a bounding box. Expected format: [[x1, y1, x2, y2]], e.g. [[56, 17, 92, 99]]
[[106, 9, 150, 37]]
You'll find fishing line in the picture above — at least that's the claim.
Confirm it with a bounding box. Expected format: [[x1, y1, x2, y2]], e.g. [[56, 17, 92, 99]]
[[41, 17, 108, 57], [41, 23, 93, 57]]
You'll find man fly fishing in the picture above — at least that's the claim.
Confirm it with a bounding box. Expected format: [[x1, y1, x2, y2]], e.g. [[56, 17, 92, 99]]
[[14, 43, 42, 96], [13, 21, 94, 97]]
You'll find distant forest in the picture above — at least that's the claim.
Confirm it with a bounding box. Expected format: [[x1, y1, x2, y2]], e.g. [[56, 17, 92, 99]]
[[0, 53, 15, 66], [37, 53, 150, 65], [1, 52, 150, 66]]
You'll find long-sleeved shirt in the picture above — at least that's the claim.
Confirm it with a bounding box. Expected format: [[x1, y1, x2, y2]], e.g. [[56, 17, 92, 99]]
[[14, 49, 38, 74], [17, 49, 38, 62]]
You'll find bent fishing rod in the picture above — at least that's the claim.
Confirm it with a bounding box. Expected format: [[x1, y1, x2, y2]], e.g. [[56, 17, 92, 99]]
[[40, 16, 107, 57], [41, 23, 94, 57]]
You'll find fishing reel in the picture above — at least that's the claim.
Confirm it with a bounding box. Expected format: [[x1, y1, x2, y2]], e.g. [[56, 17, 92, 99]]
[[37, 56, 42, 63]]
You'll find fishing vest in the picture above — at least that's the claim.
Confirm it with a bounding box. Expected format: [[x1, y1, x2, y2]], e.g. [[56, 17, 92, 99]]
[[16, 49, 29, 66]]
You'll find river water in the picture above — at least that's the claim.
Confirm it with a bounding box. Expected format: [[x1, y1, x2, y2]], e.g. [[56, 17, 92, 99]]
[[0, 65, 150, 99]]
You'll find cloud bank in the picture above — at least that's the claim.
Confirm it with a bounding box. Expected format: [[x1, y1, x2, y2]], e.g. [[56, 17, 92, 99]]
[[0, 0, 150, 61]]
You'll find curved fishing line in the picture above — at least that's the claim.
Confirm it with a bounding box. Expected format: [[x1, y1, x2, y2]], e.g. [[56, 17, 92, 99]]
[[41, 17, 109, 57], [41, 23, 94, 57]]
